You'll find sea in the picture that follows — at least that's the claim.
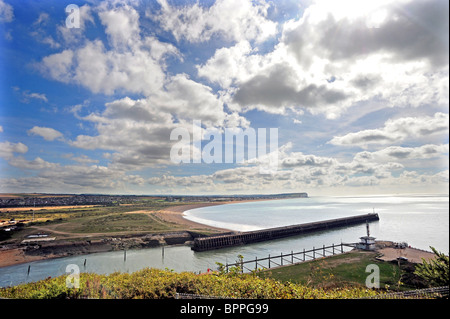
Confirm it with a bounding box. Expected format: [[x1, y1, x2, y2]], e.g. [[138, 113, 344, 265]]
[[0, 194, 448, 288]]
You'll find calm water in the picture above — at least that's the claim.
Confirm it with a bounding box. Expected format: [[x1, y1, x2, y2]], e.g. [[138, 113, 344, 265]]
[[184, 195, 449, 251], [0, 195, 448, 288]]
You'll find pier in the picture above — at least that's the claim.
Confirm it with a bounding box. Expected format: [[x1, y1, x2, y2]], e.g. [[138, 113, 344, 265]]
[[192, 213, 379, 251]]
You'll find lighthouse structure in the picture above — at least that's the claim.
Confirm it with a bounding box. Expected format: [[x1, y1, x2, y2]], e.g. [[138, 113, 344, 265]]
[[356, 219, 376, 251]]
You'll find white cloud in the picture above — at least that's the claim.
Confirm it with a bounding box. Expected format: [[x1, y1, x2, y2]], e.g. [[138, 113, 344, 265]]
[[0, 0, 13, 23], [280, 152, 337, 168], [148, 174, 214, 188], [40, 37, 172, 95], [329, 113, 449, 147], [78, 4, 95, 29], [0, 141, 28, 160], [70, 154, 99, 164], [69, 83, 246, 170], [14, 87, 49, 103], [144, 134, 448, 195], [207, 0, 449, 118], [30, 12, 62, 49], [197, 40, 257, 88], [154, 0, 277, 43], [355, 144, 449, 162], [380, 169, 449, 192], [98, 3, 140, 49], [9, 156, 59, 170], [40, 49, 74, 83], [24, 92, 48, 103], [40, 36, 60, 49], [57, 4, 95, 46], [0, 147, 148, 193], [37, 164, 123, 188], [0, 164, 132, 193], [147, 73, 228, 126], [231, 62, 349, 116], [281, 0, 449, 67], [39, 4, 180, 96], [33, 12, 49, 26], [70, 97, 177, 168], [145, 158, 448, 195], [27, 126, 64, 141]]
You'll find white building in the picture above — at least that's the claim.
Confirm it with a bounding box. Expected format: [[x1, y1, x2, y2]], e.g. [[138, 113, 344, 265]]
[[356, 235, 376, 250], [356, 221, 376, 250]]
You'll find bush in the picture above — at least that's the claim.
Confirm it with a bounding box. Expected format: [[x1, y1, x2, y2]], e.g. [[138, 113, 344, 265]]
[[414, 247, 449, 287], [0, 268, 380, 299]]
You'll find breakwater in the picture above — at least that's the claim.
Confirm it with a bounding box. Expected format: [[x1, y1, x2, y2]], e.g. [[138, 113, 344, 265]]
[[192, 213, 379, 251]]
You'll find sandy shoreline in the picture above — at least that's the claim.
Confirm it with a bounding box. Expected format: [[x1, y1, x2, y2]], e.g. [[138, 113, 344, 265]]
[[0, 248, 49, 268], [155, 201, 254, 232], [155, 198, 283, 231]]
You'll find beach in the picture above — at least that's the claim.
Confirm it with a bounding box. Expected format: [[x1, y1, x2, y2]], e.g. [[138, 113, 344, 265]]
[[155, 201, 242, 232], [155, 198, 284, 231], [0, 247, 49, 268]]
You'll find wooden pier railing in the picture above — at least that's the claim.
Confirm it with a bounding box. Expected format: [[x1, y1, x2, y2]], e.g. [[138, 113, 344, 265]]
[[221, 242, 356, 273]]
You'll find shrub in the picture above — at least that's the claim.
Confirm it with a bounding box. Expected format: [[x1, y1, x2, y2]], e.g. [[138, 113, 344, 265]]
[[0, 268, 379, 299], [414, 247, 449, 287]]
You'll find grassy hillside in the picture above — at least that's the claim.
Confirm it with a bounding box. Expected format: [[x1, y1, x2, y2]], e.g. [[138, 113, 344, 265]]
[[257, 251, 427, 291]]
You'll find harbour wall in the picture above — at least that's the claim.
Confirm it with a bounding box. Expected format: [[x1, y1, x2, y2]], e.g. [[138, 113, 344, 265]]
[[192, 213, 379, 252]]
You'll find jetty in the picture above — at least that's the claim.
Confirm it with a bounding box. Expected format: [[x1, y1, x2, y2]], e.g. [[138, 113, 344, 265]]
[[192, 213, 379, 251]]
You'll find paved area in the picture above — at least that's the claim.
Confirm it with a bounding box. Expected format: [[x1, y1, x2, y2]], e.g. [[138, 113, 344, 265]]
[[376, 247, 436, 264]]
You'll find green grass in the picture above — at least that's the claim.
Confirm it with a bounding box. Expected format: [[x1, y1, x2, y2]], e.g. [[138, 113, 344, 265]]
[[257, 251, 409, 290], [65, 213, 177, 233]]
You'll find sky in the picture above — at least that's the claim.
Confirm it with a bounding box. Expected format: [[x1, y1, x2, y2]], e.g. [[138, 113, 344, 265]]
[[0, 0, 448, 196]]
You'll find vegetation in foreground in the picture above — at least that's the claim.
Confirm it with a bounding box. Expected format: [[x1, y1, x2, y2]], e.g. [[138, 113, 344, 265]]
[[0, 248, 447, 299], [0, 268, 380, 299], [414, 247, 449, 287]]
